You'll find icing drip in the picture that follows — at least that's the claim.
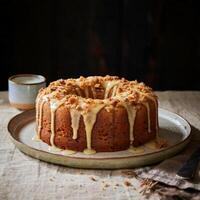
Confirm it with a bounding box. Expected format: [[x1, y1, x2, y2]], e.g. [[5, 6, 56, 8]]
[[62, 149, 76, 155], [48, 100, 78, 154], [147, 96, 159, 137], [83, 148, 96, 155], [112, 94, 137, 146], [37, 100, 46, 139], [143, 102, 151, 133], [50, 108, 56, 147], [122, 103, 137, 145], [145, 139, 157, 149], [111, 85, 118, 97], [104, 81, 119, 98], [49, 100, 65, 150], [48, 146, 62, 152], [131, 85, 158, 135], [155, 103, 158, 136], [70, 109, 81, 139], [128, 146, 145, 154], [35, 99, 39, 130], [32, 134, 40, 142], [83, 104, 105, 154]]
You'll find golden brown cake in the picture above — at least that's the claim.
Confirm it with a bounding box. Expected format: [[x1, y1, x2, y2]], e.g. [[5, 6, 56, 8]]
[[35, 76, 158, 155]]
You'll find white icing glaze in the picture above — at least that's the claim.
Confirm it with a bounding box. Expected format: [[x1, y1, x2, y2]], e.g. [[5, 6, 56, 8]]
[[62, 149, 76, 155], [104, 80, 119, 98], [32, 134, 41, 142], [70, 109, 81, 139], [49, 99, 66, 148], [122, 103, 136, 145], [82, 104, 105, 154], [35, 98, 39, 129], [143, 102, 151, 133], [111, 85, 118, 97], [49, 100, 58, 147], [144, 139, 157, 149], [48, 146, 62, 152], [50, 100, 59, 111], [145, 138, 167, 150], [83, 148, 96, 155], [130, 85, 158, 135], [112, 94, 137, 145], [50, 109, 56, 147], [147, 96, 159, 137], [128, 146, 145, 154], [37, 99, 46, 139]]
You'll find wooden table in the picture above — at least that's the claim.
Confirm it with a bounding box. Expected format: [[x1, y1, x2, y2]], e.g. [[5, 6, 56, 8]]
[[0, 91, 200, 200]]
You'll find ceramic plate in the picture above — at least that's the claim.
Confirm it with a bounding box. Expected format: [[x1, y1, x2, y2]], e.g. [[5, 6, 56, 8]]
[[7, 108, 191, 169]]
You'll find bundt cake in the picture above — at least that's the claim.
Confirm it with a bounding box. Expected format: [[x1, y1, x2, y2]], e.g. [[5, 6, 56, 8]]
[[35, 76, 158, 155]]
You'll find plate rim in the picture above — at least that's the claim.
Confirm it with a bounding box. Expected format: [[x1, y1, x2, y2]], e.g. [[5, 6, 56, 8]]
[[7, 108, 191, 161], [7, 108, 191, 160]]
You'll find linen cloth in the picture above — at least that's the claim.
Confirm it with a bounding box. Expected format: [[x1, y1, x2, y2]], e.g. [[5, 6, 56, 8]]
[[1, 91, 200, 200]]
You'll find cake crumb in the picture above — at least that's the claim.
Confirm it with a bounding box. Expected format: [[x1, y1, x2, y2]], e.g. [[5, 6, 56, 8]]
[[104, 183, 110, 188], [121, 170, 137, 178], [139, 179, 158, 194], [90, 176, 97, 182], [124, 180, 132, 187], [156, 138, 168, 149], [101, 182, 110, 191]]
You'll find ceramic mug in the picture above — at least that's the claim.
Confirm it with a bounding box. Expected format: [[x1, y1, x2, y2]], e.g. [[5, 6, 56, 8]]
[[8, 74, 46, 110]]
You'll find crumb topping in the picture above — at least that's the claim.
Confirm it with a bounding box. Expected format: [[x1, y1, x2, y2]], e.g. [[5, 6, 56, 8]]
[[37, 75, 157, 111]]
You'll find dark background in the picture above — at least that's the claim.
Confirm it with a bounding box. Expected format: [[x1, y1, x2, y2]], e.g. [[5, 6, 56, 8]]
[[1, 0, 200, 90]]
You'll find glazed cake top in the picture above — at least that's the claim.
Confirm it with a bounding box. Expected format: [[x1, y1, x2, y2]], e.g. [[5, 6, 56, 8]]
[[37, 75, 157, 111]]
